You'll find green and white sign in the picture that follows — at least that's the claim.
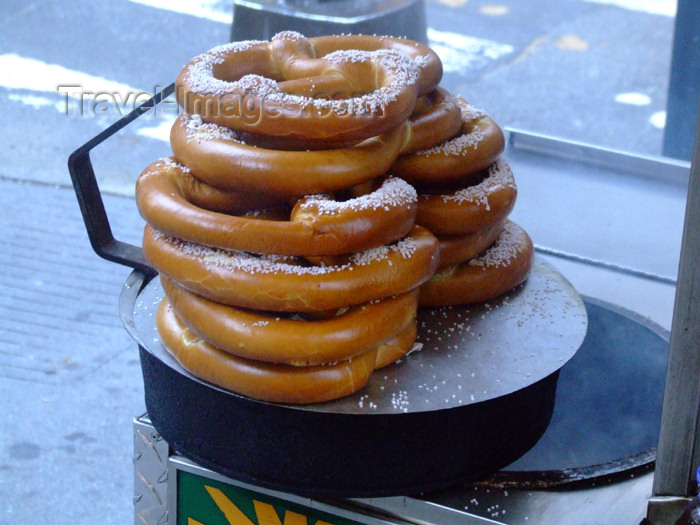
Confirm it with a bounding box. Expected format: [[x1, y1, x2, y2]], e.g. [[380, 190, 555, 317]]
[[177, 470, 365, 525]]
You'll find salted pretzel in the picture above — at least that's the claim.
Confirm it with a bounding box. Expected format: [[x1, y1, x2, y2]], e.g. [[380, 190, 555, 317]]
[[392, 97, 505, 187], [310, 34, 442, 96], [136, 157, 417, 256], [158, 299, 418, 404], [420, 221, 534, 307], [176, 32, 442, 143], [402, 87, 463, 155], [374, 319, 418, 369], [161, 275, 418, 366], [157, 299, 378, 404], [143, 225, 439, 312], [171, 113, 410, 196], [436, 220, 505, 270], [137, 34, 539, 404], [416, 159, 517, 236], [138, 157, 286, 213]]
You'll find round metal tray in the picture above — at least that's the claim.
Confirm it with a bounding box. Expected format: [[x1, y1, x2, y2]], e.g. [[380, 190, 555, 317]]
[[122, 257, 587, 497], [493, 296, 669, 488]]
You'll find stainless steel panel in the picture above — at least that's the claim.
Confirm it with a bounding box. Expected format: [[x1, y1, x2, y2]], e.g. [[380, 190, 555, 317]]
[[133, 414, 170, 525]]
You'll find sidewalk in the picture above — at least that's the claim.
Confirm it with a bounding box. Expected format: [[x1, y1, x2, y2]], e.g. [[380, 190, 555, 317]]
[[0, 179, 144, 524]]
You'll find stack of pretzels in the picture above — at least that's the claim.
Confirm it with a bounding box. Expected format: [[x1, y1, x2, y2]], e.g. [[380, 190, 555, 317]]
[[395, 86, 534, 307], [135, 32, 533, 404]]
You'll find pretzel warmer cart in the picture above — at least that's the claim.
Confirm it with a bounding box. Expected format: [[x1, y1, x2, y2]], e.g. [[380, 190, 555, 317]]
[[68, 13, 700, 525]]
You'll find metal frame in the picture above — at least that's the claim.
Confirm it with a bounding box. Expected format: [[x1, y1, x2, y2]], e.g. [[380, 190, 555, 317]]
[[506, 128, 690, 286], [67, 84, 174, 276], [648, 103, 700, 523]]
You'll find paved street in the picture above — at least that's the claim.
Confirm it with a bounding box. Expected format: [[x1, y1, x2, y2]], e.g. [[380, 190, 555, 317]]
[[0, 1, 682, 523], [0, 0, 677, 194]]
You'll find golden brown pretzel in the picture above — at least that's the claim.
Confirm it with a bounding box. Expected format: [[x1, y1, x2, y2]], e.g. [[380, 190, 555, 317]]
[[402, 87, 463, 155], [309, 34, 442, 97], [161, 275, 418, 366], [374, 319, 418, 369], [136, 157, 417, 256], [416, 159, 517, 236], [138, 157, 285, 213], [175, 32, 442, 143], [143, 224, 439, 312], [420, 221, 534, 307], [392, 97, 505, 186], [171, 113, 410, 196], [436, 220, 505, 269], [157, 299, 378, 404]]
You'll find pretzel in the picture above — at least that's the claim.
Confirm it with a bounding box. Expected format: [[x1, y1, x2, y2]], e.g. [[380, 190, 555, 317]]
[[392, 98, 505, 187], [157, 299, 378, 404], [143, 224, 439, 312], [416, 159, 517, 236], [139, 157, 286, 214], [436, 220, 505, 270], [136, 157, 417, 256], [420, 221, 534, 307], [171, 113, 410, 196], [175, 32, 442, 143], [374, 319, 418, 369], [134, 157, 284, 213], [161, 275, 418, 366], [402, 87, 463, 155], [310, 34, 442, 96]]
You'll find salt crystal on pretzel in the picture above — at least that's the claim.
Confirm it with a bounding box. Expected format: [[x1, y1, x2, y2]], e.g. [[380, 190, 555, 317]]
[[175, 32, 442, 142], [143, 225, 439, 312]]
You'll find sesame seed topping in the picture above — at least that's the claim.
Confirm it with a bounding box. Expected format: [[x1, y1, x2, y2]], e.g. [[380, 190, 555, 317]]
[[272, 30, 306, 41], [184, 40, 265, 96]]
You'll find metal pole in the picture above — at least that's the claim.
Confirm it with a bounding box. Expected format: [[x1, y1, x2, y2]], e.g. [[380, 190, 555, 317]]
[[648, 102, 700, 523], [663, 0, 700, 161]]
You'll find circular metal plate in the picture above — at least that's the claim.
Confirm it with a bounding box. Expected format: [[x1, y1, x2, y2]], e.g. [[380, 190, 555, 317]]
[[130, 257, 587, 414], [493, 296, 669, 488]]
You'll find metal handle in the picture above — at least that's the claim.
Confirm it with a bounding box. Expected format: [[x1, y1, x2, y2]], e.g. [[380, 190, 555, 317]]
[[67, 83, 174, 276]]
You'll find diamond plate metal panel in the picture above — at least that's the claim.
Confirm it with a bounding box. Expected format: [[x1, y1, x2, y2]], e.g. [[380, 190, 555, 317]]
[[134, 415, 169, 525]]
